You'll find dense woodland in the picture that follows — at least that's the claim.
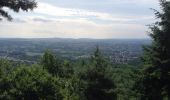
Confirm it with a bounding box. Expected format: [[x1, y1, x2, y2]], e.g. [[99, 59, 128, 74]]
[[0, 0, 170, 100], [0, 48, 141, 100]]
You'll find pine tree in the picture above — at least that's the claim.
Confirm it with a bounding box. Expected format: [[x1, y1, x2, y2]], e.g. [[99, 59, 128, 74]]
[[137, 0, 170, 99], [0, 0, 37, 21], [81, 47, 117, 100]]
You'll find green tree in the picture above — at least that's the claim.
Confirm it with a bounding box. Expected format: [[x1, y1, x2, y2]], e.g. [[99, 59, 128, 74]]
[[61, 75, 86, 100], [0, 65, 63, 100], [136, 0, 170, 99], [41, 50, 61, 76], [0, 0, 37, 20], [112, 64, 141, 100], [80, 47, 117, 100], [0, 59, 13, 79], [60, 60, 74, 78]]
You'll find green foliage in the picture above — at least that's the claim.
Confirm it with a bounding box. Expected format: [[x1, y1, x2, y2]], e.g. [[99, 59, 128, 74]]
[[136, 0, 170, 99], [0, 59, 13, 78], [0, 65, 63, 100], [61, 76, 86, 100], [60, 60, 74, 78], [112, 64, 141, 100], [78, 47, 117, 100], [40, 50, 74, 78], [41, 50, 61, 76], [0, 47, 142, 100], [0, 0, 37, 20]]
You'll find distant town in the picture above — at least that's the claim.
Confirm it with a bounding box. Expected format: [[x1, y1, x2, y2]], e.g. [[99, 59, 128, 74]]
[[0, 38, 151, 65]]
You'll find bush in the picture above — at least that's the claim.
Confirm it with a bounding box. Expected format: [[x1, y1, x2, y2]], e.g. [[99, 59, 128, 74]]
[[0, 65, 63, 100]]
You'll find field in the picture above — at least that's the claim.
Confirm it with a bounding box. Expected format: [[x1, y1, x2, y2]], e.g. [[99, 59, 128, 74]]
[[0, 38, 151, 65]]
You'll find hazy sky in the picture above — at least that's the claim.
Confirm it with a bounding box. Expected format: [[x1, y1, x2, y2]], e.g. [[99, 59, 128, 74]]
[[0, 0, 161, 39]]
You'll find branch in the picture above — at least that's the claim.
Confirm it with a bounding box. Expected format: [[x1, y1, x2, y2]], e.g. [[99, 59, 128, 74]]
[[0, 8, 12, 21]]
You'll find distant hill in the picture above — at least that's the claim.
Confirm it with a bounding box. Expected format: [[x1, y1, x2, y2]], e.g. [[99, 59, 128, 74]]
[[0, 38, 151, 65]]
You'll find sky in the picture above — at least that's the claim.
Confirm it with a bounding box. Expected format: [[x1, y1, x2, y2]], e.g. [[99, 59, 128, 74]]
[[0, 0, 161, 39]]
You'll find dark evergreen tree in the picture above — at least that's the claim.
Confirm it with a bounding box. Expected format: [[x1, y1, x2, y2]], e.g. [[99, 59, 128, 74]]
[[136, 0, 170, 99], [80, 47, 117, 100], [0, 0, 37, 20]]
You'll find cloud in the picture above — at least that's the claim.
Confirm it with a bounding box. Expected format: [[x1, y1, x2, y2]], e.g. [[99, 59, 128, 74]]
[[0, 1, 155, 39], [4, 2, 155, 25], [32, 2, 154, 23], [0, 18, 149, 39], [112, 0, 157, 4]]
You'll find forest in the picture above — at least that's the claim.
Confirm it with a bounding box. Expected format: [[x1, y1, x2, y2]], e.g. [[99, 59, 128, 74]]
[[0, 0, 170, 100], [0, 47, 140, 100]]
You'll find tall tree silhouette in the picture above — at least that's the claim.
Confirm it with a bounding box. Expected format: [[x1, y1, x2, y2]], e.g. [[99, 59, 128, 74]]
[[137, 0, 170, 99], [81, 47, 117, 100], [0, 0, 37, 21]]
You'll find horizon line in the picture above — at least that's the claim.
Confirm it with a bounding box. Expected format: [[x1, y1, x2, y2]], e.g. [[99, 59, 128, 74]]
[[0, 37, 151, 40]]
